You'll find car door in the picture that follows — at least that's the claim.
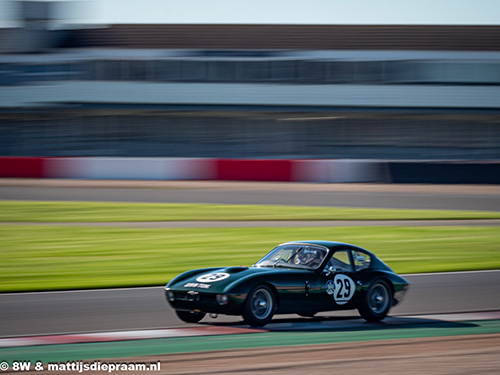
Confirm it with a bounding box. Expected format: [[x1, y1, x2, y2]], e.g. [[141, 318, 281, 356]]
[[319, 249, 361, 311]]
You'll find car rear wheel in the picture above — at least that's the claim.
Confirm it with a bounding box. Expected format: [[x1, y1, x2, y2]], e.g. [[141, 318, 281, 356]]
[[243, 285, 276, 326], [175, 310, 206, 324], [358, 280, 392, 322]]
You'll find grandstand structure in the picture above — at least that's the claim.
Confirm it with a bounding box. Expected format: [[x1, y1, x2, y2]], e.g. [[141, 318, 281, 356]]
[[1, 22, 500, 165]]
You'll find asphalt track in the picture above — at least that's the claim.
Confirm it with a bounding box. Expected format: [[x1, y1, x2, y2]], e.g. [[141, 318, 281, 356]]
[[1, 180, 500, 211], [1, 270, 500, 337], [1, 180, 500, 338]]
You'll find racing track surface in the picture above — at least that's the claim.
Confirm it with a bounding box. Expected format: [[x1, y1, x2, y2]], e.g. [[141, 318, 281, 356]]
[[1, 180, 500, 338], [1, 179, 500, 211], [1, 271, 500, 337]]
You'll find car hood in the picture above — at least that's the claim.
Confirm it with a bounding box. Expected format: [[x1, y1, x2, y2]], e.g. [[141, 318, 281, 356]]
[[167, 266, 301, 293]]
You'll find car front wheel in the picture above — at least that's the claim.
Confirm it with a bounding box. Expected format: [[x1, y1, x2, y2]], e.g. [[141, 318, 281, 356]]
[[358, 280, 392, 322], [175, 310, 206, 324], [243, 285, 276, 326]]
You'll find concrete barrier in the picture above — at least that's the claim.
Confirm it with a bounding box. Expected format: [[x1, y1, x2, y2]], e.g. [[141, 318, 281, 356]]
[[216, 159, 293, 182], [292, 159, 383, 183], [45, 157, 215, 180], [385, 161, 500, 184], [0, 157, 45, 178], [0, 157, 498, 183]]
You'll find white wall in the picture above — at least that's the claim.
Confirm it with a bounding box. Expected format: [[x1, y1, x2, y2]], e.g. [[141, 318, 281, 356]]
[[2, 81, 500, 109]]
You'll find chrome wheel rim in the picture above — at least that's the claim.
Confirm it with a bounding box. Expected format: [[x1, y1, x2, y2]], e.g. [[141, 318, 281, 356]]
[[369, 284, 389, 314], [251, 288, 273, 319]]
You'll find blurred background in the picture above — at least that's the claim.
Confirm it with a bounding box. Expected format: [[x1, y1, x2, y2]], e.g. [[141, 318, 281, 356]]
[[1, 1, 500, 350], [1, 0, 499, 180]]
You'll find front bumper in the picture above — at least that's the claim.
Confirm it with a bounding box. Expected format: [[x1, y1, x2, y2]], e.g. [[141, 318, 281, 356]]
[[165, 288, 245, 315]]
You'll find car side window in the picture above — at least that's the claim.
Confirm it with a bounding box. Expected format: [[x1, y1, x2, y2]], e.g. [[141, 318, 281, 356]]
[[328, 250, 353, 273], [352, 251, 371, 271]]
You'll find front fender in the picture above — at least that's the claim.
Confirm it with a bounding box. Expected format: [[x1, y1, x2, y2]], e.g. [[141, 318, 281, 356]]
[[222, 268, 288, 295], [166, 267, 221, 288]]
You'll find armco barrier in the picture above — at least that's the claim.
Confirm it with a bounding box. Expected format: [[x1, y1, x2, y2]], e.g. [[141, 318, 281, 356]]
[[0, 157, 498, 183]]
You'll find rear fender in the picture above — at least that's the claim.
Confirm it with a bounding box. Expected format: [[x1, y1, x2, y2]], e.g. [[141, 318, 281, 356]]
[[356, 271, 409, 306]]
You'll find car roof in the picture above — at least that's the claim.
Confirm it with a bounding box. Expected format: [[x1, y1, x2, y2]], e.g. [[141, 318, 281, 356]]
[[282, 240, 370, 252]]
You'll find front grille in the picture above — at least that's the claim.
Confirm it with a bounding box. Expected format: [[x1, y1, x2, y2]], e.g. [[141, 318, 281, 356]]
[[173, 291, 215, 303]]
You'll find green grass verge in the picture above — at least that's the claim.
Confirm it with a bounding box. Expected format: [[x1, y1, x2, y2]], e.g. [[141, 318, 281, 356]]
[[2, 200, 500, 222], [1, 225, 499, 292]]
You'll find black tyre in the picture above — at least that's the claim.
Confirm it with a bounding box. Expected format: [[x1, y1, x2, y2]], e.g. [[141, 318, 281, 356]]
[[358, 280, 392, 322], [243, 285, 276, 326], [175, 310, 206, 324]]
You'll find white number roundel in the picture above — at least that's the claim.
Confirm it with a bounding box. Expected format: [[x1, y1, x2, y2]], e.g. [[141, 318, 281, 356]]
[[332, 274, 355, 305], [196, 272, 230, 283]]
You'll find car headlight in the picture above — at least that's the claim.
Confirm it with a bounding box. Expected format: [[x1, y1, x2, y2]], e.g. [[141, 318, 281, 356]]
[[216, 294, 229, 305], [166, 289, 175, 302]]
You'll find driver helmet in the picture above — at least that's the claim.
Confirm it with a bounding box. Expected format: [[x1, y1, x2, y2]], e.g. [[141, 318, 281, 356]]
[[297, 248, 321, 266]]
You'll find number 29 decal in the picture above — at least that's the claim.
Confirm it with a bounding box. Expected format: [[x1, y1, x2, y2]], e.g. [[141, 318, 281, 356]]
[[326, 274, 355, 305]]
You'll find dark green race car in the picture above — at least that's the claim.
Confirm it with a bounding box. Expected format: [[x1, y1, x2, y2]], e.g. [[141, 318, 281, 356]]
[[165, 240, 409, 326]]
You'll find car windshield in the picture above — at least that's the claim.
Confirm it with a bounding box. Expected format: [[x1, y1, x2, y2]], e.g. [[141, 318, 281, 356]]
[[255, 244, 327, 270]]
